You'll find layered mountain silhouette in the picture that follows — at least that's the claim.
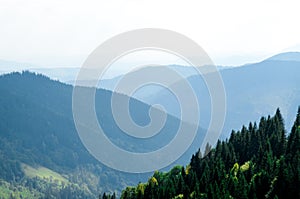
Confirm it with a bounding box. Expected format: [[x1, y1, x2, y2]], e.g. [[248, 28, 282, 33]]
[[132, 52, 300, 138], [0, 52, 299, 198], [29, 52, 300, 139]]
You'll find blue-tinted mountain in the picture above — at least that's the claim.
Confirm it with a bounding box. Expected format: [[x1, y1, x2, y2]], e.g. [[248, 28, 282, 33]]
[[142, 53, 300, 138], [267, 52, 300, 62]]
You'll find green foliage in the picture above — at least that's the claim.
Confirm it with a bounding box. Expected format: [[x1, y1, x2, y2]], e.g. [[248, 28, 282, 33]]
[[0, 179, 42, 199], [0, 72, 171, 197], [121, 107, 300, 199], [22, 164, 69, 185], [0, 177, 94, 199], [240, 161, 250, 172]]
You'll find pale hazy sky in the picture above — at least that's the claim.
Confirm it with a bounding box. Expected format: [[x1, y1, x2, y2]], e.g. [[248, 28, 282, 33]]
[[0, 0, 300, 68]]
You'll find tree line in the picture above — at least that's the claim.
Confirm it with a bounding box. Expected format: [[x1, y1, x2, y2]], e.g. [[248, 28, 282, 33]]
[[120, 107, 300, 199]]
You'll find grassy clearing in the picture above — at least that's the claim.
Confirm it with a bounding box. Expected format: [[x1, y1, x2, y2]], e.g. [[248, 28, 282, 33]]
[[21, 163, 69, 185]]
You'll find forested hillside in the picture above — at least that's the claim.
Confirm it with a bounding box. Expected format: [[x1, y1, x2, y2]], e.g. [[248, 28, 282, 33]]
[[0, 71, 204, 198], [0, 72, 158, 198], [121, 108, 300, 199], [1, 71, 299, 199]]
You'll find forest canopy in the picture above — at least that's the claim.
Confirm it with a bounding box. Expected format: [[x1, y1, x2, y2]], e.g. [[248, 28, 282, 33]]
[[121, 107, 300, 199]]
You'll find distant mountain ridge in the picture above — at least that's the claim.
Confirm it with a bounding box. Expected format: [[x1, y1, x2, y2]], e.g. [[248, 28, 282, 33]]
[[1, 51, 299, 89], [0, 59, 38, 72], [137, 53, 300, 138], [2, 52, 300, 140], [267, 52, 300, 62], [1, 52, 299, 139]]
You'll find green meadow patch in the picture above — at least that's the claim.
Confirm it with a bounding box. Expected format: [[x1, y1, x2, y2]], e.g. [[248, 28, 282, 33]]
[[21, 163, 69, 186]]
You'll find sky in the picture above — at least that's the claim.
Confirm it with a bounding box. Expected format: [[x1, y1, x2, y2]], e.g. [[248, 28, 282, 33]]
[[0, 0, 300, 69]]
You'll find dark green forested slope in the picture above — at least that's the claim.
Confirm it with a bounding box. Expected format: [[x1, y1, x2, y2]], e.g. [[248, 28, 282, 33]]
[[0, 71, 203, 198], [0, 71, 161, 198], [120, 108, 300, 199]]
